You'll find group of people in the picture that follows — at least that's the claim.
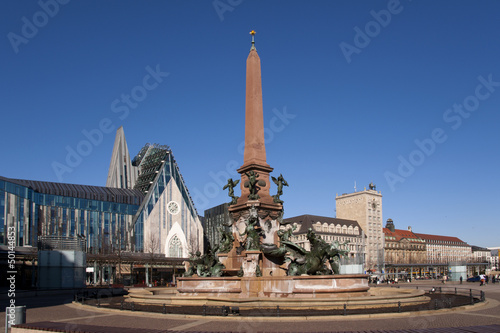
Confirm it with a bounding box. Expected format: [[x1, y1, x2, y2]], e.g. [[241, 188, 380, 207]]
[[369, 276, 411, 285], [478, 274, 498, 285]]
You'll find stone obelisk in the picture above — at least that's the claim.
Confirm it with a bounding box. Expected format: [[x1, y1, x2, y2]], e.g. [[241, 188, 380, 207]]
[[223, 31, 285, 277], [232, 31, 275, 208]]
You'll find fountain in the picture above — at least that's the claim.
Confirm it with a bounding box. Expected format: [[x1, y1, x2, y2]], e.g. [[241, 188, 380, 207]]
[[176, 31, 370, 302], [128, 32, 427, 309]]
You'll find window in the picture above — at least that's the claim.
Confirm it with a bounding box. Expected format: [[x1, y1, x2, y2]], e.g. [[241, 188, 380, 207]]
[[169, 236, 183, 257]]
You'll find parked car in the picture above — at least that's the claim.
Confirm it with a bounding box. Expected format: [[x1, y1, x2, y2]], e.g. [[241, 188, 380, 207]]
[[467, 276, 481, 282]]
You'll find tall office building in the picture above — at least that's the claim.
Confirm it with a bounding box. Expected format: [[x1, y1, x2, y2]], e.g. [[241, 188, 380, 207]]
[[203, 203, 230, 251], [336, 186, 384, 271]]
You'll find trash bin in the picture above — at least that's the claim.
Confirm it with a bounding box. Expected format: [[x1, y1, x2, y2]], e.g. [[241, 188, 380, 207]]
[[5, 305, 26, 331]]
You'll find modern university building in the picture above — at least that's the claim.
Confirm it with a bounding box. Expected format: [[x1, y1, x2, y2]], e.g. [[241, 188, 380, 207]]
[[0, 127, 203, 287]]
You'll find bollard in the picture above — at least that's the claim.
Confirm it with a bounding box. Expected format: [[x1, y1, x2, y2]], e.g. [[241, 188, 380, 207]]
[[434, 299, 438, 310], [163, 304, 166, 314], [203, 305, 206, 316], [276, 305, 280, 317], [97, 299, 100, 308], [398, 301, 401, 313], [120, 300, 124, 310], [5, 305, 26, 332], [481, 291, 485, 302], [343, 303, 347, 316], [455, 288, 457, 295]]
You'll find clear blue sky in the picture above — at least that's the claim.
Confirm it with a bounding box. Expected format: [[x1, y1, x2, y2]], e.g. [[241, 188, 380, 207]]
[[1, 1, 499, 247]]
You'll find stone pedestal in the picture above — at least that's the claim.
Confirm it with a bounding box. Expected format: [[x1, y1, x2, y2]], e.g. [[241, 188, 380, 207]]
[[242, 251, 261, 277], [222, 200, 285, 277], [177, 274, 370, 298]]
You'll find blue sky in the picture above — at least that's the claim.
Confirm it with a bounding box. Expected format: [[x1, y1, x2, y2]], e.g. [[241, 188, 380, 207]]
[[1, 1, 499, 247]]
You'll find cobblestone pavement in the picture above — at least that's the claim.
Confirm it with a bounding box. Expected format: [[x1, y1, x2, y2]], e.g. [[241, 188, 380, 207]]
[[2, 281, 500, 332]]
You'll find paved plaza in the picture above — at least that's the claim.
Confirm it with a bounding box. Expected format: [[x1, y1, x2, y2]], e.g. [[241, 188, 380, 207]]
[[2, 281, 500, 332]]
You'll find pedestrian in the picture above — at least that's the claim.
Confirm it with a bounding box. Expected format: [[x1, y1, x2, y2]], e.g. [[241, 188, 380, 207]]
[[460, 276, 463, 284]]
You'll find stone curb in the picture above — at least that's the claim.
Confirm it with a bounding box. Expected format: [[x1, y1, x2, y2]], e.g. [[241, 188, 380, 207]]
[[68, 297, 492, 322]]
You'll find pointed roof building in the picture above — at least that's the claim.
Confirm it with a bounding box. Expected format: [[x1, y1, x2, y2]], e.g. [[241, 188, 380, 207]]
[[106, 126, 139, 189], [105, 127, 203, 255]]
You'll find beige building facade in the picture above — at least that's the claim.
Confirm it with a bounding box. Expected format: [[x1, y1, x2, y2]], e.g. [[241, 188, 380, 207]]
[[414, 232, 471, 264], [285, 215, 366, 261], [383, 219, 427, 279], [336, 187, 383, 271]]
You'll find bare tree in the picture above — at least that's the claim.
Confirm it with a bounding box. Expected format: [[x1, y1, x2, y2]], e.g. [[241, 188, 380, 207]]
[[112, 229, 125, 285], [187, 231, 201, 255], [144, 231, 160, 286]]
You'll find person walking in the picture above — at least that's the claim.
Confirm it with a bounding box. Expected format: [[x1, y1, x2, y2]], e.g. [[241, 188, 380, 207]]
[[460, 276, 463, 284]]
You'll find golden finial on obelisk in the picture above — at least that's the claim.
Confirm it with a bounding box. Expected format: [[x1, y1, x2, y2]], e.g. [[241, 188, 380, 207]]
[[250, 30, 256, 50]]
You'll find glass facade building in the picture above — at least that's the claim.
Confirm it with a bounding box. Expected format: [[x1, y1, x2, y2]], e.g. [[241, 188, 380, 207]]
[[203, 203, 230, 251], [1, 150, 202, 257], [0, 176, 143, 254], [1, 128, 203, 258]]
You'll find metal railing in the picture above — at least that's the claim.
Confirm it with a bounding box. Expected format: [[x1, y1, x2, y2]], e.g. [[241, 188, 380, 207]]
[[74, 286, 485, 317], [38, 236, 86, 251]]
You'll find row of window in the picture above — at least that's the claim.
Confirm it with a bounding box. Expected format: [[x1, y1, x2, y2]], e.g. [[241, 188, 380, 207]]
[[386, 242, 425, 250], [425, 239, 466, 245], [385, 236, 425, 243], [311, 222, 360, 235]]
